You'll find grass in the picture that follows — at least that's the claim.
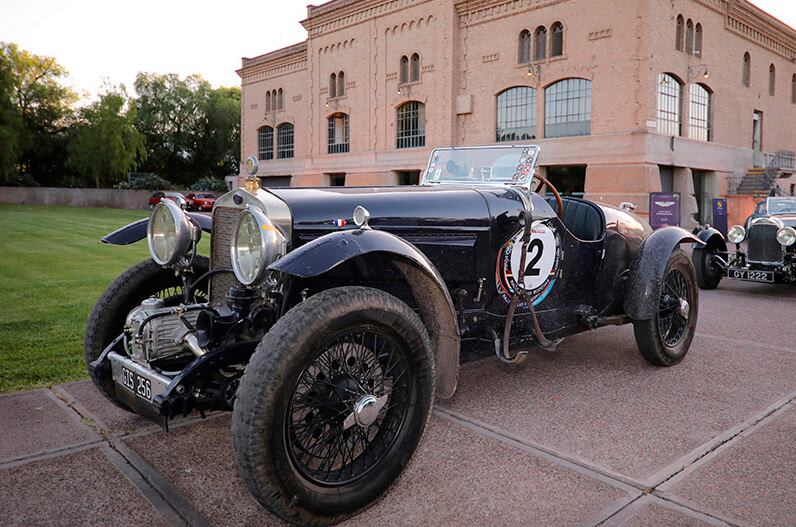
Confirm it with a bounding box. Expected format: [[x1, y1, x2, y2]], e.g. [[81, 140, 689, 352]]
[[0, 204, 209, 393]]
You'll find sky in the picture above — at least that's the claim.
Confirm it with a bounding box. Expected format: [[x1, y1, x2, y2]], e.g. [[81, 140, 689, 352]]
[[0, 0, 794, 101]]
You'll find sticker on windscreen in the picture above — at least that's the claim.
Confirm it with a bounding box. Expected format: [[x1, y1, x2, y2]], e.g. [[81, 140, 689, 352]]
[[496, 221, 562, 307]]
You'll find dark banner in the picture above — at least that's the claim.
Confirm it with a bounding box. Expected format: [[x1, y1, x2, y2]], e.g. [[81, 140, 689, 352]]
[[649, 192, 681, 229], [712, 198, 728, 236]]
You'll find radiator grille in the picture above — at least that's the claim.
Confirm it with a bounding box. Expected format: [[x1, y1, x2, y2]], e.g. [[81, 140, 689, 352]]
[[747, 223, 783, 264], [211, 206, 243, 301]]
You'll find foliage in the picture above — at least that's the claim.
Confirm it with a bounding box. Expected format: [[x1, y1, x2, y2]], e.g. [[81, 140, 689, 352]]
[[191, 175, 227, 192], [0, 47, 23, 182], [114, 172, 174, 190], [67, 87, 147, 188], [1, 42, 77, 186]]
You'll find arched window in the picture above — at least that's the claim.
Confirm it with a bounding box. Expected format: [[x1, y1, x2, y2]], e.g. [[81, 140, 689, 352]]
[[694, 23, 703, 57], [396, 101, 425, 149], [685, 19, 694, 55], [676, 15, 684, 51], [276, 123, 294, 159], [769, 64, 776, 96], [337, 71, 345, 97], [551, 22, 564, 57], [257, 126, 274, 160], [544, 78, 591, 138], [277, 88, 283, 110], [265, 90, 271, 111], [271, 91, 278, 111], [791, 74, 796, 104], [496, 86, 537, 142], [399, 55, 409, 84], [329, 73, 337, 98], [742, 52, 751, 87], [656, 73, 683, 136], [328, 113, 350, 154], [534, 26, 547, 60], [410, 53, 420, 82], [518, 30, 531, 64], [689, 84, 712, 142]]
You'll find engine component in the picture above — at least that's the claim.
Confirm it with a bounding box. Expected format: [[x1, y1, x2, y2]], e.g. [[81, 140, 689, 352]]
[[124, 298, 201, 365]]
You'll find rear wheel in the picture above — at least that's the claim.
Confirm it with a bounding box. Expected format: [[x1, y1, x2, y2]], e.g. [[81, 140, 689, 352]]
[[232, 287, 434, 526], [633, 250, 698, 366], [84, 257, 208, 410], [692, 246, 722, 290]]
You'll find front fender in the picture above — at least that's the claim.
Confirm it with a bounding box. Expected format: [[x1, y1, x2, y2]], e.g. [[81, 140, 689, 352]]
[[269, 228, 461, 400], [101, 213, 212, 245], [623, 226, 703, 320], [694, 226, 727, 254]]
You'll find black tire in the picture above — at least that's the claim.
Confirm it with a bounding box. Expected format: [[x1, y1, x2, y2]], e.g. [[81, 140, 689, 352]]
[[692, 246, 722, 290], [232, 287, 434, 526], [633, 249, 698, 367], [84, 257, 209, 410]]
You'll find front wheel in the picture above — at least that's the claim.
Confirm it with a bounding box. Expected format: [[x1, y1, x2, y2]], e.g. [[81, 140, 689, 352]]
[[232, 287, 434, 526], [692, 246, 722, 290], [633, 249, 698, 366]]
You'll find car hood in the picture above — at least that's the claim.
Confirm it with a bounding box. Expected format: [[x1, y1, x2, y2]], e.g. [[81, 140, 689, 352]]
[[768, 213, 796, 227]]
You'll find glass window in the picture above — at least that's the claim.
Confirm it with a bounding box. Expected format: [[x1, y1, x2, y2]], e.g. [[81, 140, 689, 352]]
[[277, 123, 294, 159], [496, 86, 537, 142], [518, 30, 531, 64], [689, 84, 711, 142], [277, 88, 283, 110], [742, 52, 751, 87], [534, 26, 547, 60], [337, 71, 345, 97], [676, 15, 684, 51], [328, 173, 346, 186], [327, 113, 350, 154], [329, 73, 337, 98], [399, 56, 409, 84], [396, 101, 425, 149], [685, 19, 694, 55], [265, 90, 271, 111], [656, 73, 682, 136], [258, 126, 274, 160], [769, 64, 776, 96], [551, 22, 564, 57], [544, 78, 591, 138], [410, 53, 420, 82], [694, 23, 703, 57]]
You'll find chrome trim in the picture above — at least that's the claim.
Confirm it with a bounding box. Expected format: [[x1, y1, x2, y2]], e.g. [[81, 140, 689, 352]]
[[147, 200, 196, 266], [229, 207, 287, 285], [751, 216, 784, 228]]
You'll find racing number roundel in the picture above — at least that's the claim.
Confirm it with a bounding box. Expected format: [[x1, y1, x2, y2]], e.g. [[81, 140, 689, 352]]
[[496, 221, 562, 306]]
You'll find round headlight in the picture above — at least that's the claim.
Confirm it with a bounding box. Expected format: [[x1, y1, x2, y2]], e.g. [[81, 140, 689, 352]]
[[776, 226, 796, 247], [727, 225, 746, 244], [147, 200, 196, 266], [231, 208, 285, 285]]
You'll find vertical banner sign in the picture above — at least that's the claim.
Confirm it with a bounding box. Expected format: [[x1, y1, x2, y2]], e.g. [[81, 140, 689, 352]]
[[648, 192, 681, 229], [712, 198, 728, 237]]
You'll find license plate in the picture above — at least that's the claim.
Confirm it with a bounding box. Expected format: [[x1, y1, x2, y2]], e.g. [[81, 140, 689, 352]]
[[727, 268, 774, 283], [121, 367, 153, 401]]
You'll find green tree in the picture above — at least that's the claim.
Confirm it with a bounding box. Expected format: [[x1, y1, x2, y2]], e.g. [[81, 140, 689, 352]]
[[1, 42, 76, 185], [67, 88, 146, 188], [195, 86, 240, 179], [0, 46, 23, 183]]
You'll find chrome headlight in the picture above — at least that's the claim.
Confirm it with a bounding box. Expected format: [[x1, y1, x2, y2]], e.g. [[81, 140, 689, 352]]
[[231, 207, 286, 285], [776, 226, 796, 247], [727, 225, 746, 244], [147, 200, 197, 266]]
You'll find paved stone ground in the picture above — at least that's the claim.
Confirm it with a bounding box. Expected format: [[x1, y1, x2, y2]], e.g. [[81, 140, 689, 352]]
[[1, 280, 794, 526]]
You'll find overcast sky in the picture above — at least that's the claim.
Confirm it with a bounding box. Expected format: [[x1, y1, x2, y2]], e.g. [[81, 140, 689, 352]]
[[0, 0, 794, 100]]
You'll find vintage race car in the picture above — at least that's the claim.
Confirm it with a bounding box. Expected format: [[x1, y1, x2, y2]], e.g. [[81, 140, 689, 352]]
[[692, 197, 796, 288], [87, 145, 701, 525]]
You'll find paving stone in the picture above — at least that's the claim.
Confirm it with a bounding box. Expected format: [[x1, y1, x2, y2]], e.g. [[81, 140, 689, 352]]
[[665, 405, 796, 527], [0, 389, 98, 462], [442, 325, 796, 482], [0, 447, 167, 527], [621, 502, 713, 527], [57, 380, 157, 435]]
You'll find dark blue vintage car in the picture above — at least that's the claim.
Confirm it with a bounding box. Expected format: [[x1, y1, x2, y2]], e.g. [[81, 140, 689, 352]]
[[86, 145, 701, 525], [693, 196, 796, 288]]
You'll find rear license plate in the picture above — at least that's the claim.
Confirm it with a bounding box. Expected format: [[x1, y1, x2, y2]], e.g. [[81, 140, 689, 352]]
[[727, 268, 774, 283], [121, 367, 152, 401]]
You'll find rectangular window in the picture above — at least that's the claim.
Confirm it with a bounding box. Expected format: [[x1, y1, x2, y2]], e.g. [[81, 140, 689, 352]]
[[258, 127, 274, 160], [544, 79, 591, 138], [688, 84, 711, 142], [396, 101, 426, 149], [277, 124, 294, 159], [396, 170, 420, 185], [496, 87, 537, 142], [327, 173, 346, 186], [656, 74, 682, 136], [327, 114, 350, 154]]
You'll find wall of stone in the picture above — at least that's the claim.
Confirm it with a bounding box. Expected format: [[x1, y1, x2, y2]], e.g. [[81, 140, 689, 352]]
[[0, 187, 184, 210]]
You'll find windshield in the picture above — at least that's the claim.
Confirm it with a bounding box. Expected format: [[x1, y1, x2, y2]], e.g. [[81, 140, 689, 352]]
[[421, 145, 540, 187], [767, 198, 796, 215]]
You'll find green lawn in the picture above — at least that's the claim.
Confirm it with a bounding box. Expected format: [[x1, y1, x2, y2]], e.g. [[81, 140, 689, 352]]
[[0, 204, 189, 392]]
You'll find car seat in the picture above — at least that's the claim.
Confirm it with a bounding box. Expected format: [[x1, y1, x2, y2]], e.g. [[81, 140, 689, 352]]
[[544, 196, 605, 241]]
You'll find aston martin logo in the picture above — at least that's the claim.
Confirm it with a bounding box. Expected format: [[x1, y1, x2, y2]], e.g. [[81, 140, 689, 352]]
[[655, 201, 677, 208]]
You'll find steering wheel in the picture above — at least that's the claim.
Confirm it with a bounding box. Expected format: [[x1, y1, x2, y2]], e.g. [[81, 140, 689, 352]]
[[533, 176, 564, 220]]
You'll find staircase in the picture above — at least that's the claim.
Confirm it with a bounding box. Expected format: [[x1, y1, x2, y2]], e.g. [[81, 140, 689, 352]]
[[735, 168, 773, 196], [731, 150, 795, 196]]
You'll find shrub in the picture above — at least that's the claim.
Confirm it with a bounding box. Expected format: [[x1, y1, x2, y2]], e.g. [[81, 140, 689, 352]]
[[191, 176, 227, 192], [115, 173, 174, 190]]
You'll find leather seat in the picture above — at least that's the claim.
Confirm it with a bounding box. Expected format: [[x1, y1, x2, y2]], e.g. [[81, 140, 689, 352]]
[[545, 196, 605, 241]]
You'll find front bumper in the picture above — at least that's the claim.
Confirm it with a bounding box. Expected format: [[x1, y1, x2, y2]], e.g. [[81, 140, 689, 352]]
[[108, 351, 171, 425]]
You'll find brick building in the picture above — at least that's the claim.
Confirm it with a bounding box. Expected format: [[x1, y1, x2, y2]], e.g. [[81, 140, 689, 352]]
[[237, 0, 796, 225]]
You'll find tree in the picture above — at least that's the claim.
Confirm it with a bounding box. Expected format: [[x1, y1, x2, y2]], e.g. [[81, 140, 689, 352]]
[[1, 42, 76, 185], [0, 46, 23, 183], [194, 86, 240, 179], [67, 88, 146, 188]]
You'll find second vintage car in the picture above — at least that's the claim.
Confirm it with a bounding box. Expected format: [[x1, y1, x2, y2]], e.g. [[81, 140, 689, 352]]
[[87, 145, 703, 525], [185, 192, 216, 212], [693, 196, 796, 288]]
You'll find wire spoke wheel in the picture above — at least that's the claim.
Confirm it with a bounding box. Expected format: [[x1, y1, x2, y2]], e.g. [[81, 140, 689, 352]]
[[286, 326, 411, 486], [657, 268, 690, 348]]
